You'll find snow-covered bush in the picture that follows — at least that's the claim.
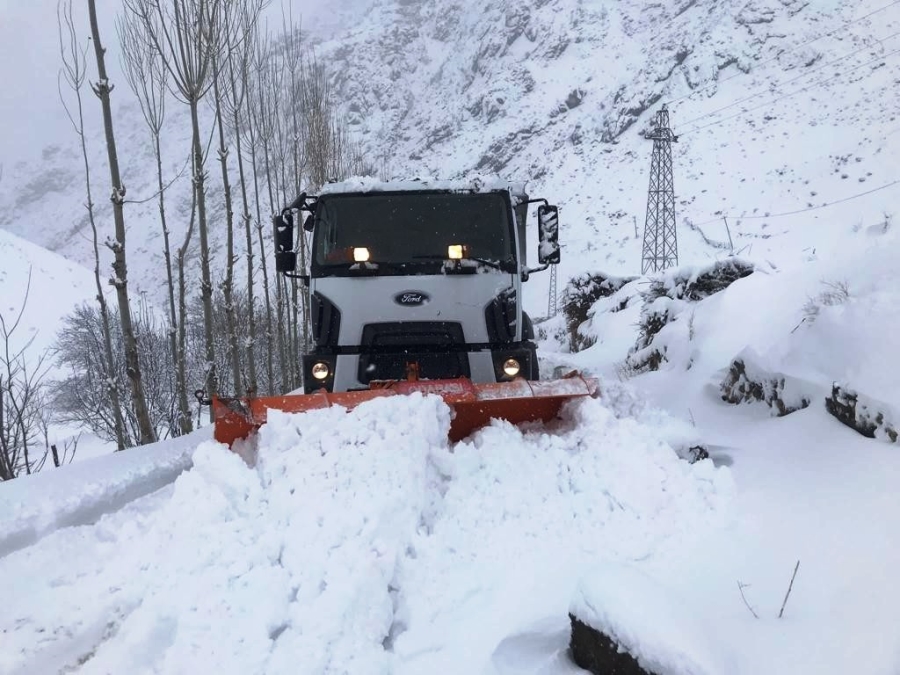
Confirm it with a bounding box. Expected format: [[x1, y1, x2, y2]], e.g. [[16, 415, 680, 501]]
[[643, 257, 754, 303], [561, 271, 638, 352], [800, 279, 851, 326], [622, 258, 755, 375]]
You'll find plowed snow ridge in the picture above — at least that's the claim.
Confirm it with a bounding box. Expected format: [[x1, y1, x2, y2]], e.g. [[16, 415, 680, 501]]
[[0, 392, 733, 675]]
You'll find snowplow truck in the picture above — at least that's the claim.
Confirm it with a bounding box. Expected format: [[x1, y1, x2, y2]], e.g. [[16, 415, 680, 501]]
[[211, 178, 599, 447]]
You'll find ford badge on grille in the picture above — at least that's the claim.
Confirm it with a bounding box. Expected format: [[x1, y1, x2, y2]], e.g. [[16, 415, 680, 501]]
[[394, 291, 429, 306]]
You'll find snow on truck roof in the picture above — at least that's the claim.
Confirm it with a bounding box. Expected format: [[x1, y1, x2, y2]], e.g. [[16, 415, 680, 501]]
[[318, 175, 528, 199]]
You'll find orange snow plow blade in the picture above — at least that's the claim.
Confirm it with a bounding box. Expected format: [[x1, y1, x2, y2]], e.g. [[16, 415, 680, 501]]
[[211, 372, 600, 448]]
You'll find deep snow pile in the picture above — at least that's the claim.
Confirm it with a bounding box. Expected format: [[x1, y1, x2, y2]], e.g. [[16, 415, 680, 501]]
[[0, 390, 732, 675], [0, 429, 200, 559]]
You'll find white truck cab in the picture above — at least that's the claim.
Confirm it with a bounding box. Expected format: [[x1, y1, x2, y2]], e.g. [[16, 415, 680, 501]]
[[272, 178, 561, 393]]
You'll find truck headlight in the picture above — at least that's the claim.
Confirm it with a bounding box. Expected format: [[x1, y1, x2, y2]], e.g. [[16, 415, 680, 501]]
[[353, 247, 370, 262], [502, 358, 521, 378], [311, 362, 330, 380]]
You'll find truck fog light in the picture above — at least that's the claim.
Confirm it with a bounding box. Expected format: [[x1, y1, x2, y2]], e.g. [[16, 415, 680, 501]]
[[502, 358, 521, 378], [353, 247, 370, 262], [311, 362, 330, 380]]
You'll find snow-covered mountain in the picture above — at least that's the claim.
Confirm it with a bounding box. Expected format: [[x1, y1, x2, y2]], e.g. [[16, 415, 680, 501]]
[[2, 0, 898, 320]]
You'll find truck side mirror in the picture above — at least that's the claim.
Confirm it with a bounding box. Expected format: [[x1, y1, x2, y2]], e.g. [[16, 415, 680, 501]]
[[537, 204, 561, 265], [274, 211, 297, 273]]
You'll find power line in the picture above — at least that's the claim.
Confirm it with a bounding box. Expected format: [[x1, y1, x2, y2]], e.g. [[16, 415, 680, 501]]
[[724, 179, 900, 220], [675, 29, 900, 131], [678, 46, 900, 136], [680, 178, 900, 229], [666, 0, 900, 108]]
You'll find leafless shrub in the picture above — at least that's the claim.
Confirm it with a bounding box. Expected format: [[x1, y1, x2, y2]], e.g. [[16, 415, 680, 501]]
[[52, 296, 185, 443], [800, 279, 850, 325], [0, 271, 51, 480]]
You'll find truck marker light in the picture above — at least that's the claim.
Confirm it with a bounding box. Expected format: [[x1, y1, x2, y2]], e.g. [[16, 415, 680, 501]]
[[447, 244, 464, 260], [311, 362, 330, 380], [353, 247, 370, 262], [502, 358, 521, 378]]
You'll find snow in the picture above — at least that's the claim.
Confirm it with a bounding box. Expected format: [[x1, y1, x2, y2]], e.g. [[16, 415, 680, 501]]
[[318, 174, 528, 196], [0, 390, 733, 674], [1, 0, 900, 673], [0, 428, 202, 559], [570, 561, 734, 675], [1, 223, 899, 674], [0, 228, 97, 361]]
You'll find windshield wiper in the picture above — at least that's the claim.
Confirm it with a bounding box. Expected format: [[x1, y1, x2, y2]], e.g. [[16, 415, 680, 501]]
[[411, 255, 511, 272]]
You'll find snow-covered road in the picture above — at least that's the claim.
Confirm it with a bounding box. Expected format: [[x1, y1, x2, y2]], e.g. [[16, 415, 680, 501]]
[[0, 392, 733, 675]]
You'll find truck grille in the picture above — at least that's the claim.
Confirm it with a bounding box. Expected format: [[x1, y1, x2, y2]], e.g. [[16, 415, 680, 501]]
[[357, 322, 471, 383]]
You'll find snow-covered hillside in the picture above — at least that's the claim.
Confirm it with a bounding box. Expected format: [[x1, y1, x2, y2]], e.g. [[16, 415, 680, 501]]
[[2, 0, 899, 320], [316, 0, 900, 315], [0, 228, 97, 364]]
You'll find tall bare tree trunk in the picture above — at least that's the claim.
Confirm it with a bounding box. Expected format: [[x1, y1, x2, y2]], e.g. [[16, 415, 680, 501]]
[[177, 157, 197, 432], [190, 99, 218, 406], [228, 32, 259, 395], [124, 0, 226, 418], [117, 10, 190, 436], [59, 0, 128, 451], [261, 119, 288, 393], [87, 0, 155, 445], [211, 56, 242, 395], [246, 59, 274, 393], [177, 155, 197, 434], [249, 34, 277, 394]]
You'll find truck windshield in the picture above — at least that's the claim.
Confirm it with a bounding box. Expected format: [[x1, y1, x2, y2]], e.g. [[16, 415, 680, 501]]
[[312, 192, 515, 273]]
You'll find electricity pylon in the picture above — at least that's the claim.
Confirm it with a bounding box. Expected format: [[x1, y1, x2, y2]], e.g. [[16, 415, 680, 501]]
[[641, 105, 679, 274]]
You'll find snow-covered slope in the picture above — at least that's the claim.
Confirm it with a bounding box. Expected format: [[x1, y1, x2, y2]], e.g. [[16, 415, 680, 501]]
[[0, 228, 97, 362], [2, 0, 899, 320], [316, 0, 900, 315]]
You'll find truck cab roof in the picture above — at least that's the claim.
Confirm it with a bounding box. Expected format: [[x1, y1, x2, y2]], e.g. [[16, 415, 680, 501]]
[[317, 175, 529, 203]]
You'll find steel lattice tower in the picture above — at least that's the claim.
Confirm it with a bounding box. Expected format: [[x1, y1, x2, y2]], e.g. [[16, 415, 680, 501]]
[[547, 263, 558, 318], [641, 105, 679, 274]]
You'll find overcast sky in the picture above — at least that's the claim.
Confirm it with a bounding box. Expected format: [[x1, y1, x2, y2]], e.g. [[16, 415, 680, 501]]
[[0, 0, 335, 167]]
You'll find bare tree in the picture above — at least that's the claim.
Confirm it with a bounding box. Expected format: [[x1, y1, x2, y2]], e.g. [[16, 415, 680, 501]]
[[0, 271, 51, 480], [223, 1, 267, 395], [246, 28, 277, 393], [209, 11, 242, 396], [58, 0, 128, 450], [54, 291, 186, 442], [117, 9, 193, 435], [86, 0, 157, 445], [176, 158, 198, 431], [252, 26, 290, 392], [124, 0, 226, 412]]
